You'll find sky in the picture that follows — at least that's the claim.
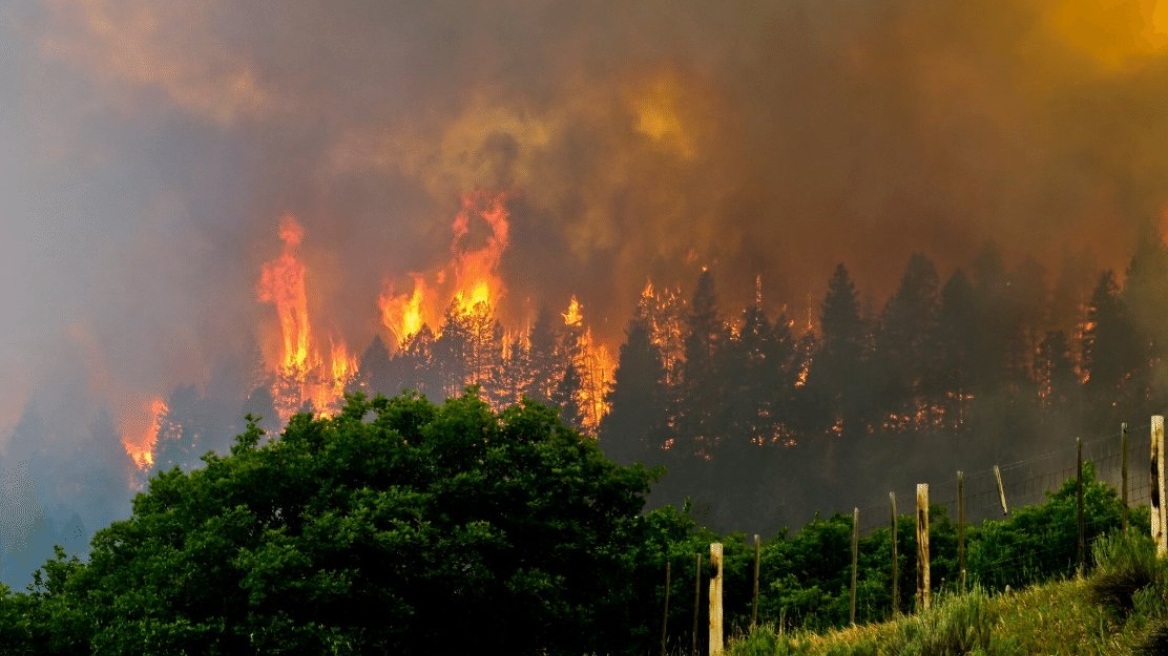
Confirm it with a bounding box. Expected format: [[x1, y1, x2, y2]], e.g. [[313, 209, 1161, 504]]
[[2, 0, 1168, 454]]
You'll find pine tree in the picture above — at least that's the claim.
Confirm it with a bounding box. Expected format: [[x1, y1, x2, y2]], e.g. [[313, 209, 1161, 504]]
[[875, 254, 939, 431], [808, 264, 870, 436], [153, 384, 203, 473], [678, 268, 726, 456], [1034, 330, 1077, 411], [930, 269, 978, 430], [1082, 270, 1138, 413], [724, 297, 779, 448], [354, 335, 393, 397], [552, 356, 584, 430], [434, 302, 472, 399], [523, 306, 561, 406], [599, 314, 669, 466], [1002, 257, 1046, 393], [398, 324, 440, 400], [1121, 223, 1168, 411]]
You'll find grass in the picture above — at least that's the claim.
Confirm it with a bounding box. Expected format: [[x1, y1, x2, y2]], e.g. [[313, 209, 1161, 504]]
[[729, 532, 1168, 656]]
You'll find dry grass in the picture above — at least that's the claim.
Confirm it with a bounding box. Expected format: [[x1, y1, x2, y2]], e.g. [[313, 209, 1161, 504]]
[[730, 577, 1165, 655]]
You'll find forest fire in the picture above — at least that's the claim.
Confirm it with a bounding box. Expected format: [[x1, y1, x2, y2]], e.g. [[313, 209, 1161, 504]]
[[258, 216, 311, 375], [121, 397, 167, 470], [380, 190, 511, 345], [249, 191, 616, 433], [560, 296, 615, 433], [257, 215, 357, 420], [10, 0, 1168, 593]]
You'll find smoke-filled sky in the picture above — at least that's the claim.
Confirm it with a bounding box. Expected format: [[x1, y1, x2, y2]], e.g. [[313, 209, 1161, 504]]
[[3, 0, 1168, 446]]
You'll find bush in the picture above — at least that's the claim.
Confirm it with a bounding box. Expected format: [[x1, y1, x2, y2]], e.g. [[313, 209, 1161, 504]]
[[1138, 622, 1168, 656], [1088, 531, 1160, 615], [893, 588, 999, 656], [967, 463, 1124, 592]]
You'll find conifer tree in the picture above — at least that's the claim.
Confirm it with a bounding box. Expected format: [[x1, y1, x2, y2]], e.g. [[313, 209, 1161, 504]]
[[678, 268, 726, 456], [600, 314, 669, 466], [875, 254, 939, 430], [808, 264, 870, 435]]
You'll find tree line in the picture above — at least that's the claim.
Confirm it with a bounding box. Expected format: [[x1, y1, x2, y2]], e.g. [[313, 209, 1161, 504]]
[[142, 228, 1168, 532], [0, 393, 1137, 655]]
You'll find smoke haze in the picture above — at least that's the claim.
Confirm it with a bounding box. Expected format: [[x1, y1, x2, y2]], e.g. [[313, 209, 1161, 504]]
[[2, 0, 1168, 560]]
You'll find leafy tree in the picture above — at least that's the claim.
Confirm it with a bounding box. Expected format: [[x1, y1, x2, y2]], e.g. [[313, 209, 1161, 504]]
[[29, 393, 659, 655], [967, 463, 1124, 591]]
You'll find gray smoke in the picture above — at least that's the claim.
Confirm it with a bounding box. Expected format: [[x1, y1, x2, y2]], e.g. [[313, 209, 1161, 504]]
[[1, 0, 1167, 576]]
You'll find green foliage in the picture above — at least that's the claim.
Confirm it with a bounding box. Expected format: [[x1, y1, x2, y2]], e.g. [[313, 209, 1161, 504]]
[[8, 392, 661, 655], [892, 588, 1001, 656], [727, 624, 812, 656], [966, 462, 1124, 591], [1088, 531, 1162, 615]]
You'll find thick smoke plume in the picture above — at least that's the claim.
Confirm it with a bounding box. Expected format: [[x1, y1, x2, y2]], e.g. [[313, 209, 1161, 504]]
[[2, 0, 1168, 575]]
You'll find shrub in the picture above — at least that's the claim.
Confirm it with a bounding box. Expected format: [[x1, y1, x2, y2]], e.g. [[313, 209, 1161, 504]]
[[893, 588, 998, 656], [1088, 531, 1160, 615]]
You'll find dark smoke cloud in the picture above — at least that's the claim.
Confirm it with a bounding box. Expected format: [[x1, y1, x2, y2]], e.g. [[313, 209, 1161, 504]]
[[4, 0, 1168, 447]]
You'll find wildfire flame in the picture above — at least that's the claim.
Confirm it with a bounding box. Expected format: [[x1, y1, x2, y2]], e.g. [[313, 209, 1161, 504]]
[[379, 190, 511, 343], [257, 215, 356, 420], [122, 396, 167, 470], [379, 274, 429, 344], [560, 296, 615, 434], [258, 215, 311, 374], [562, 296, 584, 326]]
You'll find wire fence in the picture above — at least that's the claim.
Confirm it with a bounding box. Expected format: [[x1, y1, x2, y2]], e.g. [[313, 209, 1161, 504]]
[[850, 421, 1153, 533], [666, 418, 1166, 655]]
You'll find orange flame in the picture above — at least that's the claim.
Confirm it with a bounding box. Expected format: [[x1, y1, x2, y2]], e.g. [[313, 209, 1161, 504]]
[[379, 274, 431, 344], [560, 296, 615, 434], [257, 215, 355, 420], [258, 214, 311, 374], [121, 396, 167, 470], [451, 189, 510, 314], [379, 190, 512, 343], [562, 295, 584, 327]]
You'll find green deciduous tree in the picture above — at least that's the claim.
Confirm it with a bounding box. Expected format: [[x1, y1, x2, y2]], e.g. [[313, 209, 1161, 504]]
[[30, 393, 659, 656]]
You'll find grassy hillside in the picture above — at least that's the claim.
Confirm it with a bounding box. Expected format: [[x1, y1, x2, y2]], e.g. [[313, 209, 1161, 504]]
[[729, 532, 1168, 655]]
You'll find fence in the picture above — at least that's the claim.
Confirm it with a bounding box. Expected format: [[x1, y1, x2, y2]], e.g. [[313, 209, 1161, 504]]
[[660, 418, 1165, 656]]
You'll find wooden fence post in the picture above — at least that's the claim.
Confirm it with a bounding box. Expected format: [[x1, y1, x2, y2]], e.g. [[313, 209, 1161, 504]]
[[709, 543, 724, 656], [994, 465, 1009, 516], [751, 534, 761, 630], [850, 508, 860, 626], [916, 484, 930, 611], [1152, 416, 1166, 557], [661, 561, 671, 656], [957, 470, 966, 593], [1077, 437, 1086, 575], [692, 553, 701, 656], [890, 492, 899, 616], [1122, 422, 1129, 532]]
